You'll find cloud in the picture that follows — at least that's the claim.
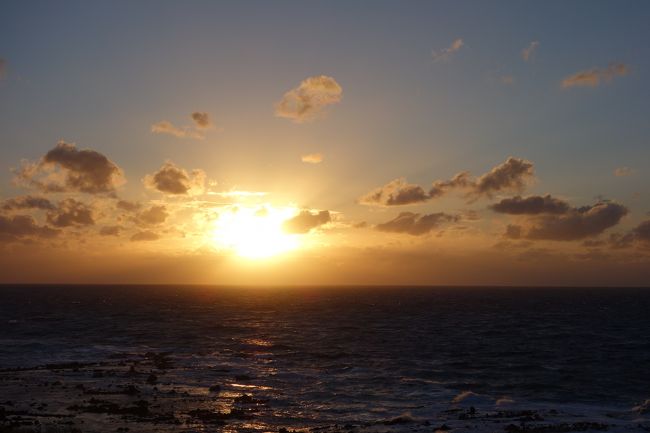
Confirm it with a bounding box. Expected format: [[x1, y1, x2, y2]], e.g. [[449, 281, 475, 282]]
[[376, 212, 459, 236], [472, 157, 534, 198], [275, 75, 343, 123], [490, 195, 570, 215], [46, 198, 94, 228], [614, 166, 635, 177], [0, 214, 60, 241], [360, 157, 535, 206], [432, 38, 464, 62], [0, 58, 6, 80], [525, 201, 628, 241], [301, 153, 324, 164], [359, 178, 430, 206], [13, 141, 124, 194], [2, 196, 55, 211], [634, 220, 650, 243], [116, 200, 141, 212], [191, 112, 212, 129], [130, 230, 159, 242], [282, 210, 331, 234], [522, 41, 539, 62], [561, 63, 629, 88], [100, 226, 122, 236], [429, 172, 473, 198], [135, 205, 168, 226], [143, 161, 206, 195], [151, 120, 204, 140], [501, 75, 515, 85], [504, 224, 523, 239]]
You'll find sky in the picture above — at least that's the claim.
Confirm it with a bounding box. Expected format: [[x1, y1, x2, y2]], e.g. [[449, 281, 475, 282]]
[[1, 0, 649, 285]]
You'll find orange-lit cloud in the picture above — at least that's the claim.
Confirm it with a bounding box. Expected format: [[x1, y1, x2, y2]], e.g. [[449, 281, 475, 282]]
[[46, 198, 94, 227], [2, 196, 55, 211], [561, 63, 629, 88], [130, 230, 159, 242], [143, 161, 206, 195], [301, 153, 324, 164], [134, 205, 168, 226], [13, 141, 124, 194], [151, 112, 216, 139], [275, 75, 343, 123], [432, 38, 464, 62]]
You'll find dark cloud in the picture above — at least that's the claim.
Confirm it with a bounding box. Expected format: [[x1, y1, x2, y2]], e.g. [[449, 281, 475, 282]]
[[2, 196, 55, 211], [283, 210, 331, 234], [116, 200, 141, 212], [0, 214, 60, 241], [376, 212, 459, 236], [359, 178, 430, 206], [13, 141, 124, 194], [143, 161, 205, 195], [191, 112, 212, 129], [46, 198, 94, 228], [130, 230, 160, 242], [361, 157, 534, 206], [100, 226, 122, 236], [429, 172, 473, 198], [275, 75, 343, 123], [562, 63, 629, 88], [0, 58, 6, 80], [490, 195, 570, 215], [473, 157, 534, 198], [135, 205, 168, 226], [526, 202, 628, 241]]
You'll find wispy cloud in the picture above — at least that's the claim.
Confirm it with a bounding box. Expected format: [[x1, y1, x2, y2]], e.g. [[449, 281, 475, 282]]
[[151, 112, 217, 139], [275, 75, 343, 123], [561, 63, 629, 88], [301, 153, 324, 164], [613, 166, 635, 177], [432, 38, 464, 62], [521, 41, 539, 62]]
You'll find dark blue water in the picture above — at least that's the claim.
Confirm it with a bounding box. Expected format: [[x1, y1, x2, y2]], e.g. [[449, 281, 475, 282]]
[[1, 285, 649, 416]]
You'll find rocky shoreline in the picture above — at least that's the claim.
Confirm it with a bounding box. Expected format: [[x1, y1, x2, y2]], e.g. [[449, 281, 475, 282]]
[[2, 352, 649, 433]]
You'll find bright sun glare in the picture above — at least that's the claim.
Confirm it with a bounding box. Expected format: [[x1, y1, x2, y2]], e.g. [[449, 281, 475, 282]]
[[212, 205, 300, 259]]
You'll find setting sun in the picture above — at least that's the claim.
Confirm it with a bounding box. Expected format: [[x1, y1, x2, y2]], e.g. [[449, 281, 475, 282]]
[[211, 205, 300, 259]]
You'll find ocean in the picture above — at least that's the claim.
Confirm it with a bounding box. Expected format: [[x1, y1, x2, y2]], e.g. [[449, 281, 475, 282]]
[[1, 285, 649, 432]]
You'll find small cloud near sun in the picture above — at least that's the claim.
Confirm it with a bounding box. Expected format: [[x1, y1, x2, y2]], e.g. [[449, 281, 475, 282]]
[[275, 75, 343, 123], [301, 153, 324, 164]]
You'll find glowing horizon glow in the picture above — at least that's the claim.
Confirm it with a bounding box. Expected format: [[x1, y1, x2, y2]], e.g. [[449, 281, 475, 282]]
[[211, 205, 301, 259]]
